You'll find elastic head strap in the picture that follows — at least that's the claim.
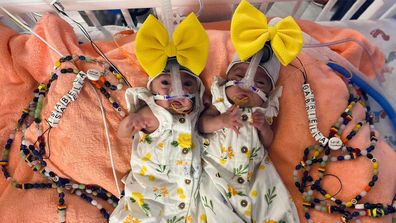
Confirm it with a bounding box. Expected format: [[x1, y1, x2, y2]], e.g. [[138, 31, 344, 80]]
[[225, 80, 268, 102], [152, 93, 195, 101]]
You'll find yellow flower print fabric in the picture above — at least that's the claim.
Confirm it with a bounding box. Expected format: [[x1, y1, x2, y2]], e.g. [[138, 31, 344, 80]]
[[110, 88, 202, 223], [177, 133, 192, 149], [190, 77, 300, 222]]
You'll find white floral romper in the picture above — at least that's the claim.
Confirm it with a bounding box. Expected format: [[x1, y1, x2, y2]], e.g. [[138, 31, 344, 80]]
[[191, 78, 300, 223], [110, 88, 202, 223]]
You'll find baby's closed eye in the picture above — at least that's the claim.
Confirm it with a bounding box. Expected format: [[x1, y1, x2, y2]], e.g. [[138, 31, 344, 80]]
[[183, 80, 193, 87], [161, 80, 170, 85]]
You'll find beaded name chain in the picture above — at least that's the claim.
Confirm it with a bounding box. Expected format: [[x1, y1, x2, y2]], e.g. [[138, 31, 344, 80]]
[[294, 81, 396, 222], [0, 55, 126, 222]]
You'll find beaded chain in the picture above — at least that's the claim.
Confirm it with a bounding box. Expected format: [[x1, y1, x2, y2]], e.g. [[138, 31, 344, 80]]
[[294, 81, 396, 223], [0, 55, 126, 222], [53, 55, 126, 120]]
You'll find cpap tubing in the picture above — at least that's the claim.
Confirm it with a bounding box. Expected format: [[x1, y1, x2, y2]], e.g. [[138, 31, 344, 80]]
[[161, 0, 187, 99], [302, 34, 381, 91], [303, 37, 380, 78], [169, 62, 186, 98], [302, 35, 396, 132], [243, 49, 264, 89]]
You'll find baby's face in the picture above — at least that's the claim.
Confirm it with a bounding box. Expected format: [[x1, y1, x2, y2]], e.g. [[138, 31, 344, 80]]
[[226, 63, 272, 107], [150, 72, 199, 113]]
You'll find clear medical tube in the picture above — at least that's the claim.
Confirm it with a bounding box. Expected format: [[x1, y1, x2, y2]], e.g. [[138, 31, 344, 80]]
[[161, 0, 185, 99], [301, 32, 396, 132]]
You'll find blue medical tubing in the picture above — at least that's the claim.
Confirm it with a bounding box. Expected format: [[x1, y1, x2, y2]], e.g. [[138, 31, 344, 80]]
[[327, 61, 396, 132]]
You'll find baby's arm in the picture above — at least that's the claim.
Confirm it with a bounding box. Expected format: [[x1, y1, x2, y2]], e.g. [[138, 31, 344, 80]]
[[252, 111, 274, 148], [198, 104, 242, 134], [118, 106, 159, 139]]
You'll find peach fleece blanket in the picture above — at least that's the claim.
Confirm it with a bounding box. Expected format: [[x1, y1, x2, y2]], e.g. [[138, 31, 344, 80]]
[[0, 14, 395, 222]]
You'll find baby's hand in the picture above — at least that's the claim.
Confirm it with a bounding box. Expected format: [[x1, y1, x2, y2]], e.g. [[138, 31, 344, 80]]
[[118, 106, 159, 139], [252, 111, 269, 131], [220, 105, 242, 134], [125, 113, 148, 137], [252, 111, 273, 147], [118, 112, 149, 139]]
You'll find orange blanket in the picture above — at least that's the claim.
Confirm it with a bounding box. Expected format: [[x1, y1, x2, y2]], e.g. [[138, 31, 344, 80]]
[[0, 14, 394, 222]]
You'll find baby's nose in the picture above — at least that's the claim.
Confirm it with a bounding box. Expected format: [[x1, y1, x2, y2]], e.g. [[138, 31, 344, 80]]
[[236, 85, 251, 93]]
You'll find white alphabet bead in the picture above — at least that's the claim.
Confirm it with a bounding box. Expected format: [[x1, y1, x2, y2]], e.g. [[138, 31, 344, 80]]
[[302, 84, 311, 92], [67, 90, 78, 101], [60, 95, 71, 106], [50, 111, 62, 120], [54, 102, 67, 114], [310, 127, 319, 134], [77, 71, 87, 80]]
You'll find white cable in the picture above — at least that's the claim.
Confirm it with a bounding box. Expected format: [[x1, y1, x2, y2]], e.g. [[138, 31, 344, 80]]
[[0, 7, 64, 58], [303, 37, 380, 78], [49, 1, 132, 87], [88, 83, 122, 196], [2, 7, 121, 196]]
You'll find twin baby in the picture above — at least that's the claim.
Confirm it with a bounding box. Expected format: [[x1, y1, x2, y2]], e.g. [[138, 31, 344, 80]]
[[111, 1, 302, 222]]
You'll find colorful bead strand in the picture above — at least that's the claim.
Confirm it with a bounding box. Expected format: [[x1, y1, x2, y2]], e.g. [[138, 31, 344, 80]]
[[295, 82, 395, 222], [0, 55, 126, 222]]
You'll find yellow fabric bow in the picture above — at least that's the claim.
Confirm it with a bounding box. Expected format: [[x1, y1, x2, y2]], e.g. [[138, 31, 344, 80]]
[[231, 0, 303, 66], [134, 13, 209, 78]]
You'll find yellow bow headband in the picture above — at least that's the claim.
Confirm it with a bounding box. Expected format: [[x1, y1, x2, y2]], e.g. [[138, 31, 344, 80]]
[[134, 13, 209, 78], [231, 0, 303, 66]]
